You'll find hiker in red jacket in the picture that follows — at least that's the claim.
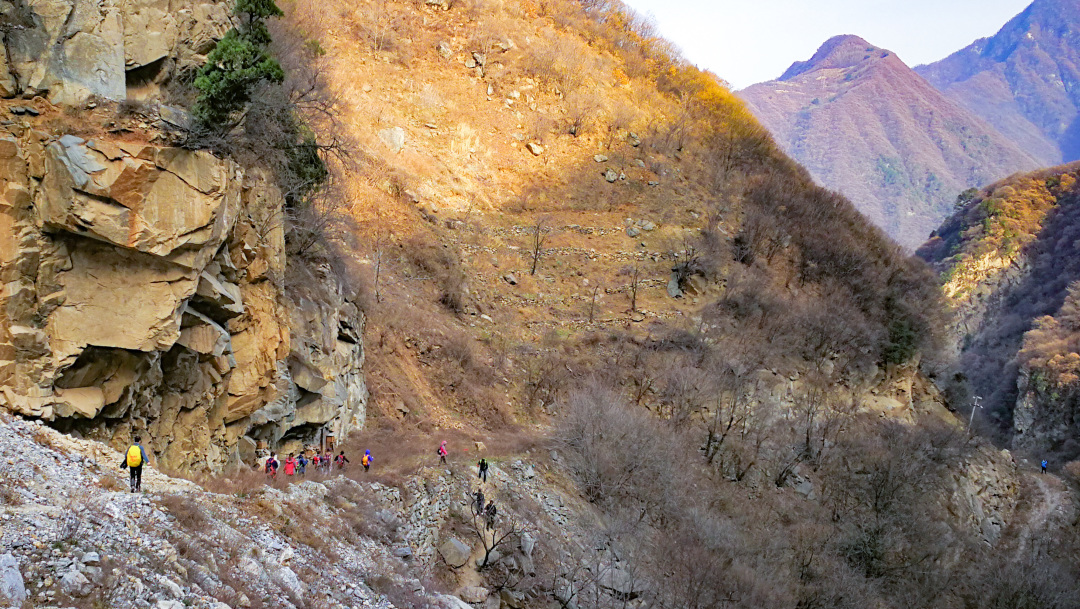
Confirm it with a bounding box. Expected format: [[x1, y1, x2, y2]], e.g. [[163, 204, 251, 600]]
[[335, 451, 350, 469], [284, 454, 296, 476], [438, 440, 448, 464], [264, 454, 279, 479]]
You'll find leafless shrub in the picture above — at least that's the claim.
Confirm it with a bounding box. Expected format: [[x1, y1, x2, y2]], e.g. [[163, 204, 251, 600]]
[[520, 30, 590, 94], [556, 383, 682, 518], [97, 472, 125, 492], [158, 494, 209, 531], [565, 91, 601, 137], [402, 234, 470, 314]]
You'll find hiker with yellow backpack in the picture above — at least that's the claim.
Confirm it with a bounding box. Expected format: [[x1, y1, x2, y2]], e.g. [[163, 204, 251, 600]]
[[120, 436, 149, 493]]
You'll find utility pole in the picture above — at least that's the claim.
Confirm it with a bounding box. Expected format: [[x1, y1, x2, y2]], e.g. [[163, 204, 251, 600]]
[[968, 395, 982, 433]]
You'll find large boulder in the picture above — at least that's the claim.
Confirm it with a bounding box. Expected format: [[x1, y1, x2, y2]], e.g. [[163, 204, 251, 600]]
[[0, 553, 25, 605], [458, 585, 489, 603], [0, 0, 231, 103], [438, 538, 471, 568], [6, 0, 125, 104], [60, 570, 92, 597]]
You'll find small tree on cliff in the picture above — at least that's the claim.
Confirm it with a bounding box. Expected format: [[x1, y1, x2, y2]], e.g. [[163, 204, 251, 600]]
[[193, 0, 285, 130]]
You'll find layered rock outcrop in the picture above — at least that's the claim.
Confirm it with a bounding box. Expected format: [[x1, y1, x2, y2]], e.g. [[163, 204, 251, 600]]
[[0, 0, 231, 104], [0, 0, 367, 472], [0, 124, 365, 472]]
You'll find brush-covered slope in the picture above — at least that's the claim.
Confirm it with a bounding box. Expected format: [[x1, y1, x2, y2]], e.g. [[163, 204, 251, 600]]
[[740, 35, 1042, 249], [278, 5, 947, 429], [916, 0, 1080, 163], [918, 163, 1080, 455]]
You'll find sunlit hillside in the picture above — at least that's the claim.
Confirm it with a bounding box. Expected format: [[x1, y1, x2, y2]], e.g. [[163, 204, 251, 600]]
[[275, 0, 941, 432]]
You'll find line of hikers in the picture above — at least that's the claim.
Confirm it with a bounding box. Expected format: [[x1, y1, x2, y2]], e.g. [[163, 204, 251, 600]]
[[473, 488, 498, 530], [263, 449, 374, 479], [118, 435, 465, 493]]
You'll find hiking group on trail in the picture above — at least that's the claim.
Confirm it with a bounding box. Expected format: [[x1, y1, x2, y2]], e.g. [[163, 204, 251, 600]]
[[471, 453, 500, 531], [115, 435, 499, 496], [264, 449, 359, 479]]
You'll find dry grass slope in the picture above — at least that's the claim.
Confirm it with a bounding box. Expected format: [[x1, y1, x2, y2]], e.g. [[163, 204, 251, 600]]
[[274, 0, 942, 440]]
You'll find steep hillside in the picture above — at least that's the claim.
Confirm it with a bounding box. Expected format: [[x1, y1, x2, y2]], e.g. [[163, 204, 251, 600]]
[[279, 7, 946, 433], [3, 390, 1068, 609], [916, 0, 1080, 163], [739, 35, 1042, 249], [6, 1, 1080, 609], [918, 163, 1080, 455]]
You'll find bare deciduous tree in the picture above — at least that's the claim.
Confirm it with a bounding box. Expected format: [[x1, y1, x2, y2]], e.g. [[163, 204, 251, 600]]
[[621, 265, 642, 314], [470, 511, 520, 570], [589, 284, 601, 323], [530, 217, 549, 276]]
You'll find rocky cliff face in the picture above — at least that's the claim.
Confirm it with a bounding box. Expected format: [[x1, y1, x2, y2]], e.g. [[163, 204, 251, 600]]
[[918, 164, 1080, 454], [0, 0, 367, 472], [0, 0, 231, 104]]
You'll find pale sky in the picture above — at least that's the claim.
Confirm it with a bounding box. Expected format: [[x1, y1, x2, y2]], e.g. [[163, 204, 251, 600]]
[[620, 0, 1035, 89]]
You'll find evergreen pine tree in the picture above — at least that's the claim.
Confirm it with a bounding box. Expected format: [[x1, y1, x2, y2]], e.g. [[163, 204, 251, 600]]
[[193, 0, 285, 129]]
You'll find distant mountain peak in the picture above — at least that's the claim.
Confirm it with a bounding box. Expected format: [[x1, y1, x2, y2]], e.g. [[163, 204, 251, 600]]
[[779, 35, 888, 81], [740, 33, 1041, 248]]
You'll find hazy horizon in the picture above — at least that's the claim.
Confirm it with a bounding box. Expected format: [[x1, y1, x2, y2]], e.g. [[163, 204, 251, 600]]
[[620, 0, 1034, 89]]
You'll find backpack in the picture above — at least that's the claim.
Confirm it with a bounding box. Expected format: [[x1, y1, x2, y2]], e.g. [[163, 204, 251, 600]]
[[362, 454, 370, 466], [126, 445, 143, 468], [265, 458, 277, 473]]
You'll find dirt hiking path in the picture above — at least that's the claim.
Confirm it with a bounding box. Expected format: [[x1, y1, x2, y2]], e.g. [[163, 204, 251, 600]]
[[1015, 471, 1071, 560]]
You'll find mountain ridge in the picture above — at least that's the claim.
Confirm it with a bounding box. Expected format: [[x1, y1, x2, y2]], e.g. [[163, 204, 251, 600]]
[[740, 36, 1041, 248], [779, 34, 878, 80], [915, 0, 1080, 163]]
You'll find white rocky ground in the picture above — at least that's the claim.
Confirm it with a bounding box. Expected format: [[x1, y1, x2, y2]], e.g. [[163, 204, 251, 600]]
[[0, 409, 441, 609], [0, 411, 583, 609]]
